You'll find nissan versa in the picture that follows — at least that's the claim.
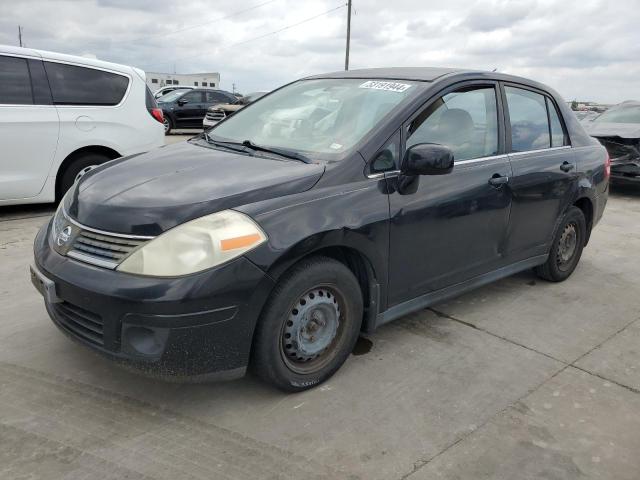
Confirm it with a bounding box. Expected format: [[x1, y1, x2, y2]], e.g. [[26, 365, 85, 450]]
[[31, 68, 609, 392]]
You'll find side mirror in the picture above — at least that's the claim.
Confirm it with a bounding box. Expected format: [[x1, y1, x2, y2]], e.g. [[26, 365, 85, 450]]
[[177, 99, 188, 106], [402, 143, 454, 176]]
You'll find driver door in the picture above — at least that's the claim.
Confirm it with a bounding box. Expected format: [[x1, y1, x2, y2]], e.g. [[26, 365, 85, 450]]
[[386, 82, 513, 306]]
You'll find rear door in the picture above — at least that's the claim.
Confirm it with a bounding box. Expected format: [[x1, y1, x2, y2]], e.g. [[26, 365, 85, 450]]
[[387, 81, 513, 305], [0, 54, 59, 200], [501, 84, 575, 260]]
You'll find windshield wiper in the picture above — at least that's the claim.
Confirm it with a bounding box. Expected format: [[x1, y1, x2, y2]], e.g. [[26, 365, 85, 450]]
[[241, 140, 311, 164], [202, 132, 249, 154]]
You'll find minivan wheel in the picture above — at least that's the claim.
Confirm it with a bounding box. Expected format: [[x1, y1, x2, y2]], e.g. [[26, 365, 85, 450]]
[[251, 257, 363, 392], [535, 206, 586, 282], [163, 116, 172, 135], [58, 153, 111, 201]]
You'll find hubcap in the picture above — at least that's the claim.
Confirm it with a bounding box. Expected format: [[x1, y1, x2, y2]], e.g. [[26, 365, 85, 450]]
[[557, 222, 578, 266], [282, 288, 341, 366], [75, 165, 97, 183], [163, 118, 170, 132]]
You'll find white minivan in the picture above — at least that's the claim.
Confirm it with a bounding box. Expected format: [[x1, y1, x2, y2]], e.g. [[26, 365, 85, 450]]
[[0, 45, 165, 206]]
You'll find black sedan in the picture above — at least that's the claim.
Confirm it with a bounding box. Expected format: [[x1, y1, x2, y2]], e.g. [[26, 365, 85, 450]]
[[32, 68, 609, 391]]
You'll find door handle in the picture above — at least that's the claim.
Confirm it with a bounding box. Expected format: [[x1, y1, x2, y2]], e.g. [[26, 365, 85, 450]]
[[488, 174, 509, 187], [560, 162, 575, 172]]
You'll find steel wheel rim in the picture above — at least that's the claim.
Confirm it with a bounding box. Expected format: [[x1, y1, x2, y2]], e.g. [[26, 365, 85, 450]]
[[556, 222, 578, 271], [280, 285, 346, 375]]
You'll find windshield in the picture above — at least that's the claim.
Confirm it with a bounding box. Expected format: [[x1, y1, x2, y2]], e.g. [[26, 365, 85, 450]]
[[595, 105, 640, 124], [209, 78, 419, 158], [157, 89, 188, 103]]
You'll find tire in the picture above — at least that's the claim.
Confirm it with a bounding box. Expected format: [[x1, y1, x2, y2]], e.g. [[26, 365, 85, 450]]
[[163, 116, 173, 135], [535, 206, 586, 282], [251, 256, 363, 392], [58, 152, 111, 201]]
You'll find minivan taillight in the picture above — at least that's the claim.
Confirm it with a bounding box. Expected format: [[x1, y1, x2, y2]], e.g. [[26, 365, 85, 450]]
[[604, 152, 611, 179], [150, 108, 164, 124]]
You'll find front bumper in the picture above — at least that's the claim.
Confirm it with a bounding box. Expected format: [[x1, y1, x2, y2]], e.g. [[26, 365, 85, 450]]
[[32, 221, 275, 380]]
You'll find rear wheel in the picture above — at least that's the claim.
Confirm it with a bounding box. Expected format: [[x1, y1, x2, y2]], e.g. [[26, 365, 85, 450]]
[[58, 152, 111, 201], [535, 206, 586, 282], [251, 257, 363, 392]]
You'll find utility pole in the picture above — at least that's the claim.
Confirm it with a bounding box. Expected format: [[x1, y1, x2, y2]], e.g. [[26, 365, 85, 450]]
[[18, 25, 23, 47], [344, 0, 351, 70], [232, 83, 236, 94]]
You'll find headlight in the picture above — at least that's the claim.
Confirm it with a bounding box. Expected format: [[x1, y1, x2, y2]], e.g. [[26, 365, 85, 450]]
[[117, 210, 267, 277], [51, 189, 73, 240]]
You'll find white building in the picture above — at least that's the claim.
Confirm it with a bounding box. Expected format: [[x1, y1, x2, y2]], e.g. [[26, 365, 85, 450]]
[[145, 72, 221, 89]]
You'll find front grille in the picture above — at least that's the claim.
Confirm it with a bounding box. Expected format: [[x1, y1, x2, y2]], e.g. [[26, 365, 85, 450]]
[[206, 109, 226, 122], [70, 230, 146, 266], [52, 301, 104, 346]]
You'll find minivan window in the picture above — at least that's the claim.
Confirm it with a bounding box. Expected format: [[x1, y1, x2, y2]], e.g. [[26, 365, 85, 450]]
[[44, 61, 129, 105], [211, 78, 419, 158], [505, 86, 551, 152], [0, 55, 33, 105], [406, 86, 499, 161]]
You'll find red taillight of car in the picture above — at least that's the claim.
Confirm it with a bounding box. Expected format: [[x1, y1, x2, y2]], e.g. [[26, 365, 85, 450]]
[[604, 152, 611, 179], [149, 108, 164, 124]]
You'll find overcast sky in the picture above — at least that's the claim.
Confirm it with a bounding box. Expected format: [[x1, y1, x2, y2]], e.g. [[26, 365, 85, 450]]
[[1, 0, 639, 103]]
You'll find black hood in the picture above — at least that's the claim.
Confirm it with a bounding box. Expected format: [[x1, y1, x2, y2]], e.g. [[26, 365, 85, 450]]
[[67, 140, 324, 236]]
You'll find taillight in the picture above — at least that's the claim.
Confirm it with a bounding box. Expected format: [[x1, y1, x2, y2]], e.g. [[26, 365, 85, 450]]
[[149, 108, 164, 124], [604, 152, 611, 179]]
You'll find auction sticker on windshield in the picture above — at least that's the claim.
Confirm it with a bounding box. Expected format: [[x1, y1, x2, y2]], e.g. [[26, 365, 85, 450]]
[[359, 81, 412, 92]]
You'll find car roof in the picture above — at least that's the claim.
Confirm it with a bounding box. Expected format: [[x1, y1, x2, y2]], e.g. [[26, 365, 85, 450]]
[[304, 67, 550, 90], [306, 67, 471, 82], [0, 43, 140, 78]]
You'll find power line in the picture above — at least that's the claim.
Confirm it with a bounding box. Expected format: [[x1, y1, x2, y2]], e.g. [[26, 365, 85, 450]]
[[143, 3, 347, 70], [113, 0, 277, 45]]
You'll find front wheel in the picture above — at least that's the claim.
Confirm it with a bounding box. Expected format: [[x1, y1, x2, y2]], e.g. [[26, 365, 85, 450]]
[[251, 257, 363, 392], [535, 206, 586, 282]]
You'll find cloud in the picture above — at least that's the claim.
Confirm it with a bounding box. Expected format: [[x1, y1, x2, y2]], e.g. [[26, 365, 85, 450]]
[[1, 0, 639, 103]]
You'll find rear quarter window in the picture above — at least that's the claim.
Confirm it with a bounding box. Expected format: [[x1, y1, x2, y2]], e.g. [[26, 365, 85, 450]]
[[44, 61, 129, 106]]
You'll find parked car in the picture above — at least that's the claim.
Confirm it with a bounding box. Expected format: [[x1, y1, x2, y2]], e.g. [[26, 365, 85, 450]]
[[153, 85, 193, 99], [32, 68, 608, 392], [583, 101, 640, 185], [0, 44, 165, 206], [158, 88, 237, 134], [203, 91, 268, 127], [574, 110, 600, 123]]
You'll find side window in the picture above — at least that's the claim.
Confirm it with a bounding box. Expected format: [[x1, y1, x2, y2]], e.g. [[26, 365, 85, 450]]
[[206, 91, 227, 103], [182, 91, 204, 103], [0, 55, 33, 105], [406, 86, 499, 162], [505, 86, 550, 152], [547, 97, 568, 147], [370, 131, 400, 174], [44, 62, 129, 105]]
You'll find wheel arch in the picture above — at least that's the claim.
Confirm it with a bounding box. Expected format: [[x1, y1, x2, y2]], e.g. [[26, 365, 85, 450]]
[[55, 145, 121, 200], [263, 244, 382, 334], [573, 196, 594, 244]]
